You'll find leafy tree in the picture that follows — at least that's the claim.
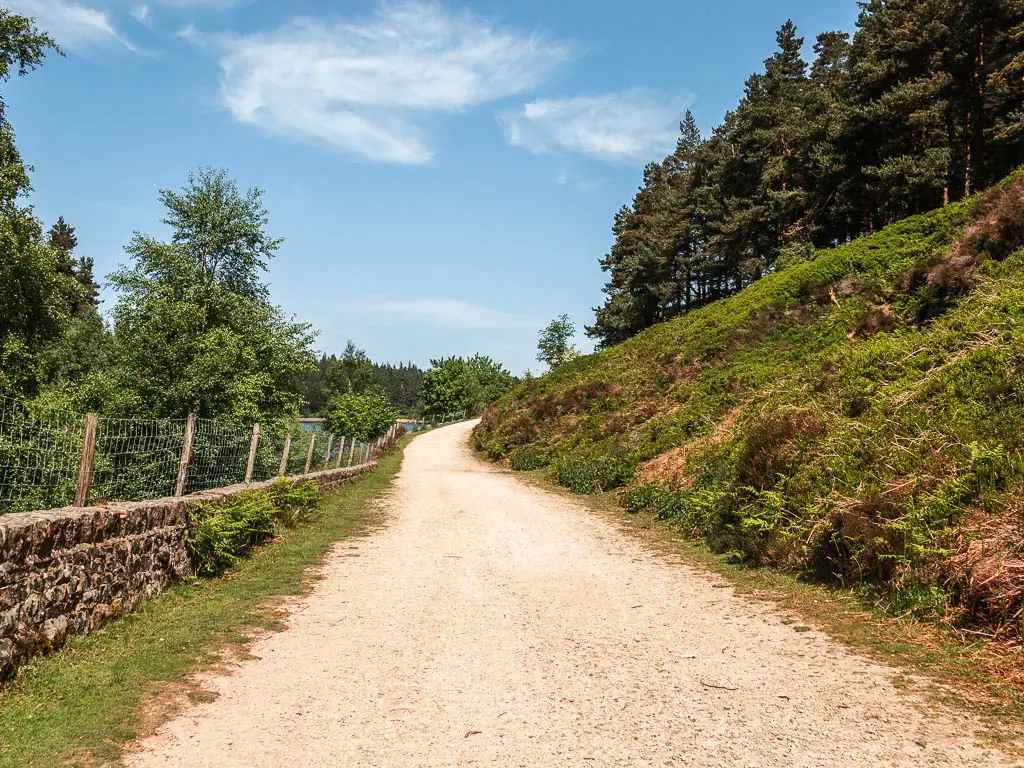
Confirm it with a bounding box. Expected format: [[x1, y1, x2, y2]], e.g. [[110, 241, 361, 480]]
[[467, 354, 515, 406], [537, 314, 581, 371], [37, 310, 112, 387], [0, 10, 65, 395], [105, 170, 315, 421], [324, 390, 397, 441], [159, 167, 282, 299], [422, 355, 514, 416], [325, 341, 375, 396]]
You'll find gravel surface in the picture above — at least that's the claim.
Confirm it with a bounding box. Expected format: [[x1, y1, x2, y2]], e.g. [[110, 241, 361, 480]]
[[126, 421, 1014, 767]]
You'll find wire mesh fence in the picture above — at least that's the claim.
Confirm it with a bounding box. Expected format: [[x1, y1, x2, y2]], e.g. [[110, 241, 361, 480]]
[[186, 419, 253, 495], [0, 395, 465, 516], [91, 416, 186, 503], [0, 393, 464, 514], [0, 394, 81, 513]]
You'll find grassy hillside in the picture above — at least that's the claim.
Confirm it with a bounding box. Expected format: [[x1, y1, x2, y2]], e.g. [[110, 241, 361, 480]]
[[475, 174, 1024, 641]]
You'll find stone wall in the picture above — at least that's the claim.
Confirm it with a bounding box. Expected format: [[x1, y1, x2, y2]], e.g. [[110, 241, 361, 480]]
[[0, 462, 375, 682]]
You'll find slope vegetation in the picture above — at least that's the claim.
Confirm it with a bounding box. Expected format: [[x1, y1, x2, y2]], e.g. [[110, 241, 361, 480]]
[[475, 175, 1024, 641]]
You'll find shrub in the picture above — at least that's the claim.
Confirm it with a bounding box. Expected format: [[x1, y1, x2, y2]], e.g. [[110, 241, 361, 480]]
[[325, 391, 396, 441], [555, 450, 633, 494], [186, 491, 277, 577], [185, 479, 322, 576], [509, 445, 548, 471], [266, 477, 321, 527]]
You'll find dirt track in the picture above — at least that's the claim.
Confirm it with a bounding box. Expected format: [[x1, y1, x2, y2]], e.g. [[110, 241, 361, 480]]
[[127, 421, 1012, 767]]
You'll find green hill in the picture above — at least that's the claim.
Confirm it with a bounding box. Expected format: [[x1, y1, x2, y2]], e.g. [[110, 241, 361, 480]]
[[475, 174, 1024, 640]]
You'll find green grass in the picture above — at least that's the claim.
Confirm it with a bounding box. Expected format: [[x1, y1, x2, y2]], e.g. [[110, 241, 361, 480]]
[[0, 439, 409, 768]]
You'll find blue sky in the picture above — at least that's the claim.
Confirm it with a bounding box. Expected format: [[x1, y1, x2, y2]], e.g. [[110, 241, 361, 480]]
[[7, 0, 860, 375]]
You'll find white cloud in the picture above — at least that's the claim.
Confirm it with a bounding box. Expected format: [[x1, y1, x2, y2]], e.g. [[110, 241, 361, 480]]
[[130, 3, 151, 26], [366, 298, 538, 329], [6, 0, 135, 51], [503, 89, 689, 164], [176, 22, 198, 40], [217, 1, 571, 164]]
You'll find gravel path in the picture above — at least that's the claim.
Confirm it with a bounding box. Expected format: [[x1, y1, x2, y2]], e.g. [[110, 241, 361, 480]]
[[126, 421, 1012, 767]]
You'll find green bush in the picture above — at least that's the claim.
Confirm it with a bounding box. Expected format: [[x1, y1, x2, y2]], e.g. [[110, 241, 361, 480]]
[[555, 450, 632, 494], [186, 479, 323, 576], [185, 491, 277, 577], [325, 391, 396, 441], [509, 445, 548, 471], [266, 477, 321, 528]]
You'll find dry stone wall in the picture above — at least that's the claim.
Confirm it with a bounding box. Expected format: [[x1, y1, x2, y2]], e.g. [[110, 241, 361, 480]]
[[0, 463, 375, 682]]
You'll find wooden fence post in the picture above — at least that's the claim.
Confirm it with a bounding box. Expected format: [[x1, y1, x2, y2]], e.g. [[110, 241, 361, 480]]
[[74, 413, 99, 507], [304, 433, 316, 474], [324, 435, 334, 469], [244, 423, 261, 483], [174, 411, 197, 497], [279, 434, 292, 476], [347, 439, 356, 467], [335, 436, 346, 468]]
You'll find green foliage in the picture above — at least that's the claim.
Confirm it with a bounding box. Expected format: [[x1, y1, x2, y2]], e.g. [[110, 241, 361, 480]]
[[185, 491, 277, 577], [186, 478, 325, 576], [421, 355, 514, 416], [537, 314, 581, 371], [589, 2, 1024, 348], [266, 477, 321, 527], [297, 344, 425, 417], [324, 390, 397, 441], [0, 212, 70, 396], [509, 445, 548, 471], [159, 167, 282, 300], [324, 341, 375, 397], [0, 12, 66, 397], [104, 169, 315, 421], [554, 449, 633, 494], [478, 174, 1024, 636]]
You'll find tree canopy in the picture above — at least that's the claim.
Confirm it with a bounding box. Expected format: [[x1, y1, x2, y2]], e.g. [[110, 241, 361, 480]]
[[589, 2, 1024, 348], [537, 314, 581, 371], [0, 10, 64, 396], [421, 355, 515, 416], [104, 170, 315, 422]]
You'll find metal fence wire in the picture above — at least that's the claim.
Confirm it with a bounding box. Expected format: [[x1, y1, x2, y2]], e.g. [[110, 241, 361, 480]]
[[186, 418, 252, 494], [0, 396, 461, 516], [91, 416, 186, 503], [0, 394, 80, 513]]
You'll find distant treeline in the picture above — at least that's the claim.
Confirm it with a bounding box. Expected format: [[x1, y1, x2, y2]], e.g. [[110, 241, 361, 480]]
[[590, 0, 1024, 347], [296, 343, 426, 417]]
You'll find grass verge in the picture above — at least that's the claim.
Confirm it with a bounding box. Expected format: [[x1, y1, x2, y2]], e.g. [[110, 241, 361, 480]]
[[0, 437, 410, 768], [514, 465, 1024, 755]]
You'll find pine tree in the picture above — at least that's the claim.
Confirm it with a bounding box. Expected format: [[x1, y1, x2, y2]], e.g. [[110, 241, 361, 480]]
[[587, 1, 1024, 350]]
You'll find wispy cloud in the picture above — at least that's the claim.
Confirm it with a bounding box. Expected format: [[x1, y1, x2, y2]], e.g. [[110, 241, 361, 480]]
[[7, 0, 136, 51], [503, 89, 689, 164], [130, 4, 152, 26], [364, 298, 538, 329], [217, 1, 572, 164]]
